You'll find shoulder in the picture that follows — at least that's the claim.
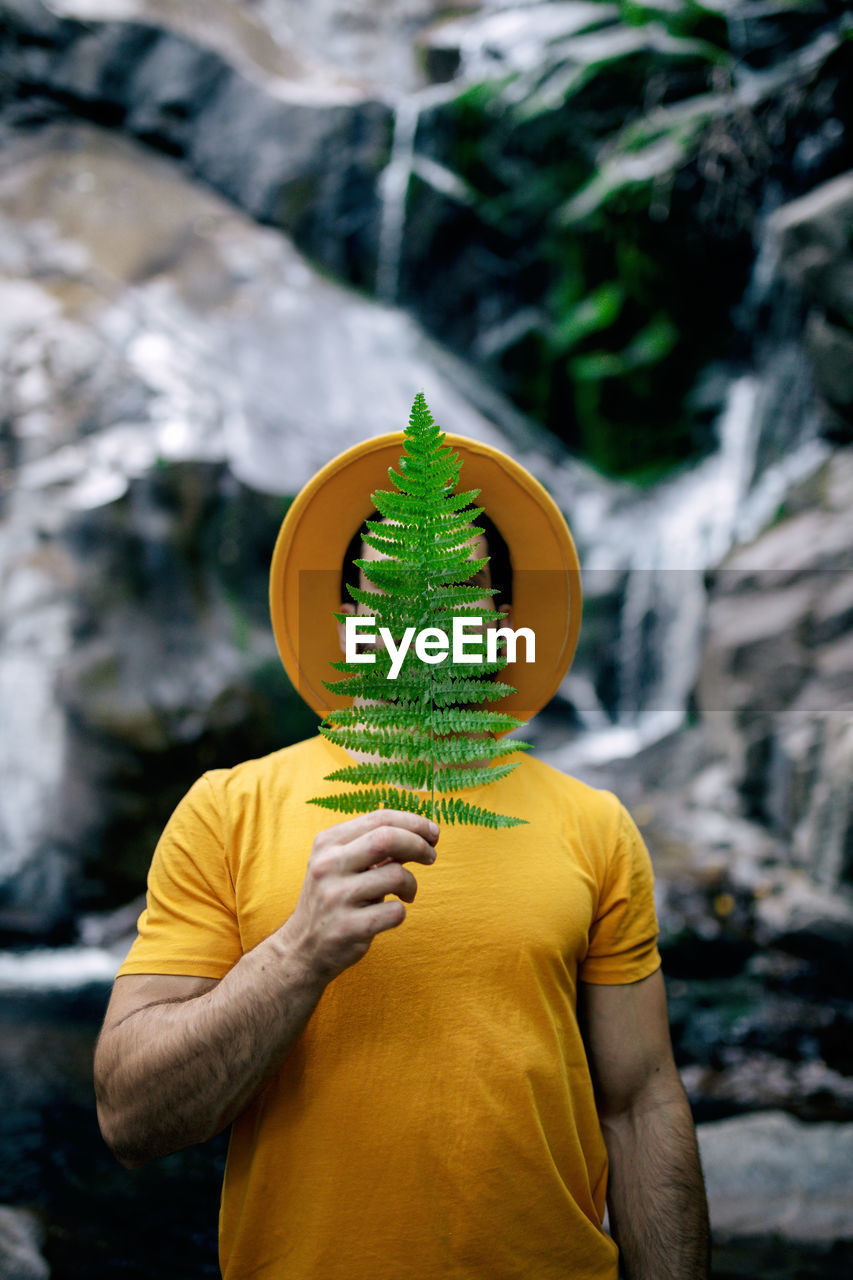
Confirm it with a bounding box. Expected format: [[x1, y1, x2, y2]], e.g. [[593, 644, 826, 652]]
[[174, 737, 329, 840], [199, 735, 327, 804], [511, 751, 625, 836], [164, 736, 327, 869]]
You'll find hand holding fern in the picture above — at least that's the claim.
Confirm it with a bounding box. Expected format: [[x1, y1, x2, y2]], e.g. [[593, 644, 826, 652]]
[[280, 810, 439, 982]]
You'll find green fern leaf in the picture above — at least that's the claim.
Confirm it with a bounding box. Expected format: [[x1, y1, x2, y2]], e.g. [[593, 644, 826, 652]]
[[309, 391, 530, 827]]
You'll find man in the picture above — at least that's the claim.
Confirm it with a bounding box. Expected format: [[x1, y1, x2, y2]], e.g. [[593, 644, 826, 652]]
[[95, 431, 709, 1279]]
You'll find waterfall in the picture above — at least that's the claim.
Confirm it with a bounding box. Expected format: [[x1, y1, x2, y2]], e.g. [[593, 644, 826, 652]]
[[614, 375, 764, 721], [544, 207, 830, 769], [375, 81, 473, 304], [375, 96, 421, 305]]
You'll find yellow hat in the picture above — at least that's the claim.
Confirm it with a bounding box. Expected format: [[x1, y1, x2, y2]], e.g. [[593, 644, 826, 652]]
[[269, 433, 582, 721]]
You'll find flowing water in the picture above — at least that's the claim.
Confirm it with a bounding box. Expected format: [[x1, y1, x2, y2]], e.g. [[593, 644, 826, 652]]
[[541, 197, 830, 770]]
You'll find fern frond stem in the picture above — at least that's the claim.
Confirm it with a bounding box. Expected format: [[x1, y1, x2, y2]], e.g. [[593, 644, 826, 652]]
[[430, 677, 436, 823], [428, 546, 436, 822]]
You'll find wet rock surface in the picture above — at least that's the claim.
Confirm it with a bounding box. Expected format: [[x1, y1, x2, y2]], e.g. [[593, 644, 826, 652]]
[[0, 0, 393, 284], [696, 449, 853, 891], [0, 1206, 50, 1280], [699, 1111, 853, 1279], [774, 171, 853, 439]]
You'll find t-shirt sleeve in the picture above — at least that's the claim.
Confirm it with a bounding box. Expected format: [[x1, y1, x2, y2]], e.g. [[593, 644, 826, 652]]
[[117, 773, 242, 980], [579, 800, 661, 985]]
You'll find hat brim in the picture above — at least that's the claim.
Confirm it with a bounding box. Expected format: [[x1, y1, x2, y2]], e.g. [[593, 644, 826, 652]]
[[269, 433, 582, 722]]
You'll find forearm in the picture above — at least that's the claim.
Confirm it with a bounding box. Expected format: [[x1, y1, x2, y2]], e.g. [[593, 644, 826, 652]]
[[602, 1079, 710, 1280], [94, 930, 325, 1167], [95, 810, 438, 1168]]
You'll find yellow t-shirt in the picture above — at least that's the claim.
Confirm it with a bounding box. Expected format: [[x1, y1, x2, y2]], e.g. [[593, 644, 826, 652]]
[[119, 735, 661, 1280]]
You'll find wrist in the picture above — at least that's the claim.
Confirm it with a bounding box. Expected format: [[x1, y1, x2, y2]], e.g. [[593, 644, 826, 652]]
[[264, 921, 329, 1000]]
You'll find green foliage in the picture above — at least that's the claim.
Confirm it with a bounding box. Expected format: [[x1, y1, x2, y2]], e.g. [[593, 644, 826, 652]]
[[617, 0, 730, 48], [405, 3, 752, 479], [406, 1, 845, 480], [550, 282, 625, 354], [308, 392, 529, 829]]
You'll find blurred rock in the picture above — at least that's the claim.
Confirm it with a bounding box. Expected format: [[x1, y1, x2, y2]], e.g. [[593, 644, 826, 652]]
[[774, 171, 853, 440], [775, 172, 853, 321], [699, 1111, 853, 1262], [78, 896, 144, 949], [249, 0, 453, 93], [0, 120, 521, 495], [805, 312, 853, 415], [754, 872, 853, 995], [683, 1053, 853, 1123], [0, 1206, 49, 1280], [696, 449, 853, 894], [0, 0, 392, 285]]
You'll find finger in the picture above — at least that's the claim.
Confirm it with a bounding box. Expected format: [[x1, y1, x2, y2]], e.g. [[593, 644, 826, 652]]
[[351, 863, 418, 907], [359, 898, 407, 938], [339, 824, 438, 876], [321, 809, 439, 850]]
